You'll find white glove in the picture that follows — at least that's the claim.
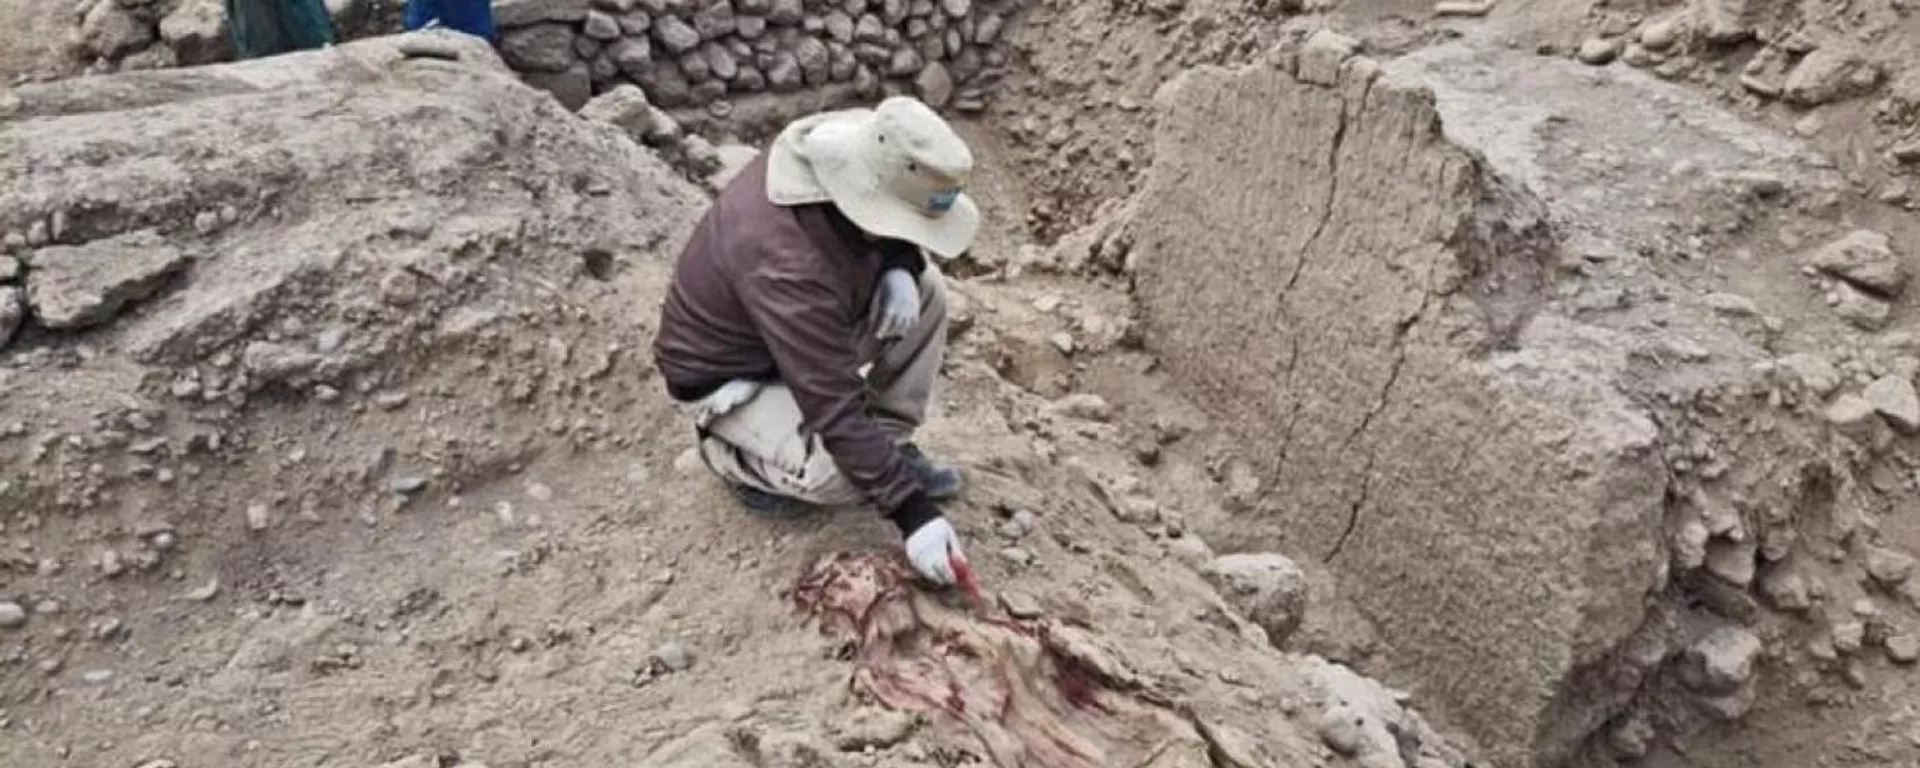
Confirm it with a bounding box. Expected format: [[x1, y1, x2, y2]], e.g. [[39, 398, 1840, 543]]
[[697, 378, 762, 420], [904, 516, 964, 585], [875, 269, 920, 340]]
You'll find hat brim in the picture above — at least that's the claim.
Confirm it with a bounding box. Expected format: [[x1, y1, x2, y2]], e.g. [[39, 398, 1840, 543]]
[[764, 111, 981, 260]]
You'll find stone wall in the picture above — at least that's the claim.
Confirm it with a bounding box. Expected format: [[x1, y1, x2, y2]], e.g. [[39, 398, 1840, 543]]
[[52, 0, 1017, 118], [493, 0, 1020, 112]]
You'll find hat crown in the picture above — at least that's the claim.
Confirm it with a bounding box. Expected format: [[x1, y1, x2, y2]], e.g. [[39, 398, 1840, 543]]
[[868, 97, 972, 218]]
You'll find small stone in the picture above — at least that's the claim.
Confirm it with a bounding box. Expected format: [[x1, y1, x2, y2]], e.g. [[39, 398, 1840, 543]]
[[1705, 538, 1756, 587], [83, 669, 115, 685], [652, 639, 694, 672], [1698, 0, 1752, 44], [373, 390, 411, 410], [1049, 332, 1076, 355], [1201, 553, 1308, 644], [653, 15, 701, 53], [999, 546, 1034, 565], [392, 476, 429, 495], [1886, 635, 1920, 664], [998, 590, 1043, 619], [768, 0, 803, 23], [100, 549, 126, 577], [1577, 37, 1620, 65], [526, 482, 555, 501], [0, 286, 22, 349], [1783, 45, 1872, 106], [1638, 15, 1682, 50], [1833, 283, 1892, 330], [1802, 230, 1906, 296], [914, 61, 953, 107], [830, 707, 916, 751], [584, 9, 621, 38], [245, 503, 271, 532], [151, 531, 176, 551], [0, 601, 26, 628], [1703, 292, 1759, 317], [1317, 711, 1365, 756], [1680, 626, 1761, 694], [183, 578, 219, 602], [1833, 621, 1866, 654], [1864, 375, 1920, 433], [1866, 545, 1916, 586], [997, 509, 1036, 539], [1825, 394, 1876, 428]]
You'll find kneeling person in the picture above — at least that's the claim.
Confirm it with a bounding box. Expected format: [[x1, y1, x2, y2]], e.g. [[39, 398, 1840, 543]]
[[651, 97, 979, 585]]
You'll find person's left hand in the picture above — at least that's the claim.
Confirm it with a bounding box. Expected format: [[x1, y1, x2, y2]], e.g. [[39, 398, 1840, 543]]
[[875, 269, 920, 340]]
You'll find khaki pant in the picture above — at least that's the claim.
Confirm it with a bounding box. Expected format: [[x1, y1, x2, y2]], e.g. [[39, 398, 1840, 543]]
[[694, 264, 948, 506]]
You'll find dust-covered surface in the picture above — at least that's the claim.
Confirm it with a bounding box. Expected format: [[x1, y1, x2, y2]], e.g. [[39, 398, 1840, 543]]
[[10, 0, 1920, 761], [0, 29, 1473, 768]]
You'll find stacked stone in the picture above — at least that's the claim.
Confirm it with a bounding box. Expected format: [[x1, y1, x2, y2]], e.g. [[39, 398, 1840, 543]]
[[494, 0, 1018, 112]]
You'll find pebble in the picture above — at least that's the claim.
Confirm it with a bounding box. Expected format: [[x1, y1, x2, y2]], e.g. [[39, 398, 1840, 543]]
[[1047, 393, 1113, 422], [1681, 627, 1761, 693], [99, 548, 126, 577], [83, 669, 115, 684], [392, 476, 429, 495], [653, 639, 694, 672], [526, 482, 555, 501], [999, 546, 1034, 565], [245, 503, 271, 532], [997, 509, 1035, 539], [373, 391, 411, 410], [1049, 332, 1076, 355], [151, 531, 176, 551], [1887, 635, 1920, 664], [134, 760, 179, 768], [1866, 545, 1915, 586], [1576, 37, 1620, 65], [0, 600, 26, 628], [183, 578, 220, 602], [1834, 621, 1866, 655]]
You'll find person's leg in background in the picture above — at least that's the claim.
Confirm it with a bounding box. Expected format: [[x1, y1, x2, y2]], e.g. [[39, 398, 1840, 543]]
[[696, 384, 864, 518]]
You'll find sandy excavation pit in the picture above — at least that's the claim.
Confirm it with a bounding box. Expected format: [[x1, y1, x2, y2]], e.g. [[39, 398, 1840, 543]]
[[10, 0, 1920, 764]]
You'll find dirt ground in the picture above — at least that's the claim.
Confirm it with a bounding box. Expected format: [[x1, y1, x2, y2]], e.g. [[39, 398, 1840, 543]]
[[8, 0, 1920, 765]]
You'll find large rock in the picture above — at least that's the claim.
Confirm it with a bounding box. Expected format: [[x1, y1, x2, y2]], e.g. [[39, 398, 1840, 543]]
[[499, 24, 579, 73], [522, 62, 593, 110], [80, 1, 155, 59], [159, 0, 232, 65], [24, 231, 188, 330], [1125, 37, 1855, 765], [1200, 553, 1309, 645], [1783, 45, 1875, 106], [494, 0, 591, 26]]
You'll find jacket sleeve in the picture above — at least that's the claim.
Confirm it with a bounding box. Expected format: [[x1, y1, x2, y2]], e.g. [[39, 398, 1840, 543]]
[[735, 254, 928, 517]]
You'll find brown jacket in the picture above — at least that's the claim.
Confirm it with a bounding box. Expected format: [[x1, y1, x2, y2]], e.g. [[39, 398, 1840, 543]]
[[652, 154, 929, 520]]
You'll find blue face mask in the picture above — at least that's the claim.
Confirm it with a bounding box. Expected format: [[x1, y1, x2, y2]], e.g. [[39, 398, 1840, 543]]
[[929, 188, 960, 215]]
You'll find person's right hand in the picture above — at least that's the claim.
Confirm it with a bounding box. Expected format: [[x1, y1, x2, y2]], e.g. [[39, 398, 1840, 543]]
[[904, 516, 964, 585]]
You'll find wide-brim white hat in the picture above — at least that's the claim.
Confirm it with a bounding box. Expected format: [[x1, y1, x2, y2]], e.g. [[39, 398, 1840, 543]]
[[765, 96, 980, 260]]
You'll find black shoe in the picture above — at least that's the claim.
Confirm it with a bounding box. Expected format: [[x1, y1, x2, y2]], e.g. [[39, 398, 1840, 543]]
[[729, 482, 818, 520], [900, 443, 963, 500]]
